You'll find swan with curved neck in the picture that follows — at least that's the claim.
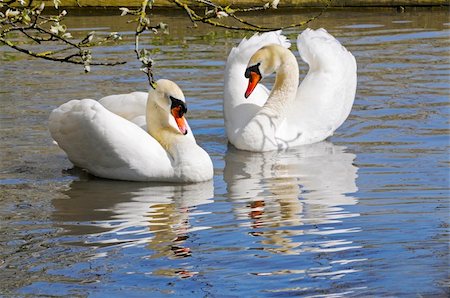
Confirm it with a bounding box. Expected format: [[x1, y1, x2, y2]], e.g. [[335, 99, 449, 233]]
[[224, 28, 357, 152], [49, 79, 213, 182]]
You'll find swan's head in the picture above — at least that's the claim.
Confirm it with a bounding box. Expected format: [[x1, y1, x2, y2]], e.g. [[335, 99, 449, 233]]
[[244, 44, 284, 98], [150, 79, 188, 135]]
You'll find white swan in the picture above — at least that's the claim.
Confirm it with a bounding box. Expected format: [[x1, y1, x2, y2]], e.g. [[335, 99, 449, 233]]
[[49, 79, 213, 182], [224, 28, 357, 152]]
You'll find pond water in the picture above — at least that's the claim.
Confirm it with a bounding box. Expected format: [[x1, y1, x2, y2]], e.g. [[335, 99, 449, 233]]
[[0, 7, 449, 297]]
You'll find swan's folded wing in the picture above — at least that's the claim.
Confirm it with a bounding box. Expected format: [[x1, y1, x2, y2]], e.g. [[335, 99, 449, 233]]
[[49, 99, 175, 181], [99, 91, 148, 122]]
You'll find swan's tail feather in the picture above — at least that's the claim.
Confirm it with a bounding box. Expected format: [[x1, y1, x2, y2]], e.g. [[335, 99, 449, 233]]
[[226, 30, 291, 66]]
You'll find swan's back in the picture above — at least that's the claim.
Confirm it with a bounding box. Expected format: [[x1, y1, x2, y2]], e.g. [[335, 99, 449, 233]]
[[49, 99, 174, 181], [292, 28, 357, 143], [224, 30, 291, 144]]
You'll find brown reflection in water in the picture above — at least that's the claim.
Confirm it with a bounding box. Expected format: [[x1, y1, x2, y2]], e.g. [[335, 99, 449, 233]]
[[224, 141, 359, 255], [144, 201, 192, 260], [245, 178, 305, 255], [56, 7, 449, 37], [4, 8, 446, 69]]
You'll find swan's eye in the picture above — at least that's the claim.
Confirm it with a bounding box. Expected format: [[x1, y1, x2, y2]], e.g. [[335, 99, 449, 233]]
[[170, 96, 187, 117], [245, 63, 261, 78]]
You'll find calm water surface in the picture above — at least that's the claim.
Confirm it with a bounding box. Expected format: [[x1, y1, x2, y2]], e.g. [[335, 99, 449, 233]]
[[0, 7, 449, 297]]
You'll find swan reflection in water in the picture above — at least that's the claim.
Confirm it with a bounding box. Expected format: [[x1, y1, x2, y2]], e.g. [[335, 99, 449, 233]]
[[224, 141, 360, 256], [52, 179, 214, 277]]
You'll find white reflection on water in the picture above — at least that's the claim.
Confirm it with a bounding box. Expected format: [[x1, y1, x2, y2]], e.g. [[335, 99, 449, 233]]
[[52, 180, 214, 258], [224, 141, 361, 256]]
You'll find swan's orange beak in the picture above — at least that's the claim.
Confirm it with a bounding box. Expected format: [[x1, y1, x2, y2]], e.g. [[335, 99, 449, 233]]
[[170, 96, 188, 135], [245, 71, 261, 99], [171, 106, 188, 135], [244, 63, 262, 99]]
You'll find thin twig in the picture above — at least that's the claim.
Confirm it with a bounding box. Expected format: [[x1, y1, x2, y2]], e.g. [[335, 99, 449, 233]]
[[0, 37, 125, 66], [172, 0, 331, 32]]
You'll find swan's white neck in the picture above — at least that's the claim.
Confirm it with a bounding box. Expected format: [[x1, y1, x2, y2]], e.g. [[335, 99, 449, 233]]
[[262, 47, 299, 120], [234, 46, 300, 151]]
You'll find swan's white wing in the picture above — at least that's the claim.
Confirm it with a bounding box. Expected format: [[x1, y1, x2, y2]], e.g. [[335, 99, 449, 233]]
[[224, 30, 291, 144], [99, 91, 147, 120], [99, 91, 148, 130], [287, 28, 357, 144], [49, 99, 175, 181]]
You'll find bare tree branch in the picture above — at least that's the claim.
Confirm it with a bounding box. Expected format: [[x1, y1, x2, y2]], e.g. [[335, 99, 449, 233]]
[[1, 1, 126, 71], [0, 36, 125, 66], [172, 0, 331, 32], [1, 0, 330, 84]]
